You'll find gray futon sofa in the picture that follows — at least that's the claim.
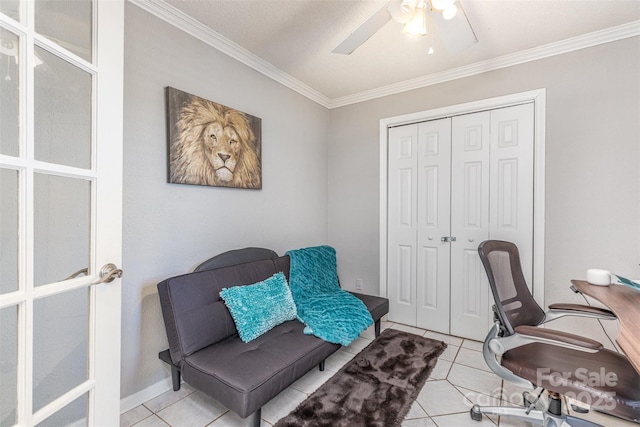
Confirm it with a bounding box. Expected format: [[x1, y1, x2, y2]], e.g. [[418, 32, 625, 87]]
[[157, 247, 389, 427]]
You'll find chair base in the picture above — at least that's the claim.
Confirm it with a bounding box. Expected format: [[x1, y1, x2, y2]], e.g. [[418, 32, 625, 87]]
[[470, 405, 604, 427]]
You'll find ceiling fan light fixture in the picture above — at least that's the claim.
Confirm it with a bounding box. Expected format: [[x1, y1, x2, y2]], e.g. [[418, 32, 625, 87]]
[[389, 0, 415, 24], [403, 0, 428, 36], [400, 0, 417, 14], [442, 4, 457, 20], [430, 0, 454, 11]]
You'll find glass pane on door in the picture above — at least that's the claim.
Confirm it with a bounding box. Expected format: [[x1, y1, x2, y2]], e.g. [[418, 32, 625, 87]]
[[0, 168, 19, 294], [0, 305, 18, 427], [34, 174, 90, 287], [33, 287, 89, 413], [34, 0, 92, 62], [0, 0, 20, 22], [0, 27, 20, 157], [36, 393, 88, 427], [34, 46, 92, 169]]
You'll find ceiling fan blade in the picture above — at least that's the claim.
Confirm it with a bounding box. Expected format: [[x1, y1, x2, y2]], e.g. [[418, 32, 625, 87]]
[[432, 2, 477, 55], [332, 2, 392, 55]]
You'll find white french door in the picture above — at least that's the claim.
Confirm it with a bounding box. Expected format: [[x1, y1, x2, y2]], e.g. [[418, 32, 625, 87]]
[[0, 1, 123, 426]]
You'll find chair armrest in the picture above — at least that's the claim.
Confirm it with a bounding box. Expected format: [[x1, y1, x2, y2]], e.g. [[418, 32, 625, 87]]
[[542, 303, 616, 323], [487, 325, 603, 356], [548, 303, 614, 317], [514, 325, 603, 351]]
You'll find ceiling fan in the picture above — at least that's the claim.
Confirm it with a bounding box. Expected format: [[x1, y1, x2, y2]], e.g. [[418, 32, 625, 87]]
[[332, 0, 477, 55]]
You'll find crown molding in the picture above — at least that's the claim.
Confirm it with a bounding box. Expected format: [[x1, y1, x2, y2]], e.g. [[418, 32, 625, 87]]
[[128, 0, 333, 108], [127, 0, 639, 110], [329, 20, 640, 108]]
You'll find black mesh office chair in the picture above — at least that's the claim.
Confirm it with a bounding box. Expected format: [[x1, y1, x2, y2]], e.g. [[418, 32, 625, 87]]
[[471, 240, 640, 426]]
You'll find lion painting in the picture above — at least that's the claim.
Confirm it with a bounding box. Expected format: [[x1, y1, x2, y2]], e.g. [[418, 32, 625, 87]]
[[167, 87, 262, 189]]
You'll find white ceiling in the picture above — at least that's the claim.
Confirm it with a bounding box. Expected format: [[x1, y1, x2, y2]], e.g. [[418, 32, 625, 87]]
[[157, 0, 639, 105]]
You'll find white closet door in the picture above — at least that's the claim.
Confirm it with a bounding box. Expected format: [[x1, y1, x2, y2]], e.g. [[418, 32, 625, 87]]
[[387, 103, 535, 339], [388, 125, 418, 326], [450, 111, 491, 341], [489, 104, 535, 289], [416, 119, 451, 333]]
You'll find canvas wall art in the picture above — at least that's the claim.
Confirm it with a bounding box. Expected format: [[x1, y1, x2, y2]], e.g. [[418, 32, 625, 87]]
[[166, 87, 262, 189]]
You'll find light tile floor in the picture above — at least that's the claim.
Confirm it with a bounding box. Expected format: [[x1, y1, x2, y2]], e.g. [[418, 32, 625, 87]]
[[121, 322, 636, 427]]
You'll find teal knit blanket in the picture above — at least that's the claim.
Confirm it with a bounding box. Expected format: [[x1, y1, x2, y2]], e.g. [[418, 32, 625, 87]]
[[285, 245, 373, 346]]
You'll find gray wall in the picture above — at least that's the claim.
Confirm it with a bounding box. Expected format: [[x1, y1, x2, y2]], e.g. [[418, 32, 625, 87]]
[[328, 37, 640, 346], [122, 1, 639, 400], [122, 3, 330, 398]]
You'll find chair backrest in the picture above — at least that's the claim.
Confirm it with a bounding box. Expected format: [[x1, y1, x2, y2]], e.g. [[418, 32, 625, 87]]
[[478, 240, 545, 335]]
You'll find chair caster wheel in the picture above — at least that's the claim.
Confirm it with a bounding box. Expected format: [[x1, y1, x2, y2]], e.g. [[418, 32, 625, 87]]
[[470, 405, 482, 421]]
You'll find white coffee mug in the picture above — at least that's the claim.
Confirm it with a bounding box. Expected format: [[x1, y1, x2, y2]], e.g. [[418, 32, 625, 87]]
[[586, 269, 617, 286]]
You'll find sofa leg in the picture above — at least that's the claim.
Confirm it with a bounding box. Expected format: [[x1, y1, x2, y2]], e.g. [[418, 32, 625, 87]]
[[318, 360, 325, 371], [159, 349, 182, 391], [375, 319, 381, 337], [246, 408, 261, 427], [170, 365, 181, 391]]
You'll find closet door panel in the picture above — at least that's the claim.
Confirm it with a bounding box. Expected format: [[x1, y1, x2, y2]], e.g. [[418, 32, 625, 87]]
[[451, 112, 491, 341], [416, 119, 451, 333], [388, 125, 418, 326], [490, 104, 535, 289]]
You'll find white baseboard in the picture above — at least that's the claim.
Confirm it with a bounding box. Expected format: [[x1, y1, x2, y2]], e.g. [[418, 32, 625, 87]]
[[120, 377, 173, 414]]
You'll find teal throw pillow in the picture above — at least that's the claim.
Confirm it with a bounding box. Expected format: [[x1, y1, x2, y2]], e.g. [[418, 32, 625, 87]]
[[220, 272, 297, 343]]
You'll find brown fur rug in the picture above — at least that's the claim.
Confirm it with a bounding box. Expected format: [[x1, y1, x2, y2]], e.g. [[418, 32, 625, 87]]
[[274, 328, 447, 427]]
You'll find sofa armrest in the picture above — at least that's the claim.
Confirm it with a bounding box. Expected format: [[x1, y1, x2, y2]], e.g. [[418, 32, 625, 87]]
[[349, 292, 389, 338], [349, 292, 389, 322]]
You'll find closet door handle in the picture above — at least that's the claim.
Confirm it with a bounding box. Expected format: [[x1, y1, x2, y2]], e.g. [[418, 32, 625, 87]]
[[441, 236, 457, 243]]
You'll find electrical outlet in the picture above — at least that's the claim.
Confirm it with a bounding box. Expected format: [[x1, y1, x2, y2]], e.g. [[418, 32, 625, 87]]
[[355, 279, 363, 291]]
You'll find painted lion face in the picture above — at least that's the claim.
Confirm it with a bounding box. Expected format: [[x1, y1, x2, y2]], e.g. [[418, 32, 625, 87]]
[[202, 122, 241, 183], [169, 94, 262, 189]]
